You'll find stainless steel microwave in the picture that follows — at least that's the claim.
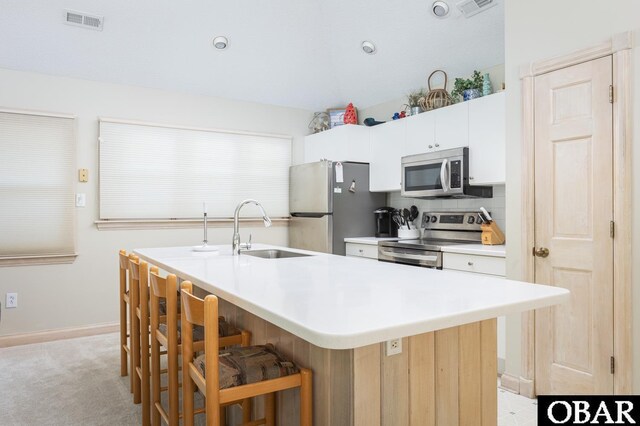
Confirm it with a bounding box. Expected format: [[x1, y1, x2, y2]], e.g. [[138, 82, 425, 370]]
[[401, 147, 493, 199]]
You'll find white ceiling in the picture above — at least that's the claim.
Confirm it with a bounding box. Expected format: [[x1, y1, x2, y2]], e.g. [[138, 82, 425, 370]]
[[0, 0, 504, 111]]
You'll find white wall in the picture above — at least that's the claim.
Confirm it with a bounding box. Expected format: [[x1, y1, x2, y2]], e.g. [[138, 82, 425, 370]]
[[504, 2, 640, 391], [0, 68, 312, 337]]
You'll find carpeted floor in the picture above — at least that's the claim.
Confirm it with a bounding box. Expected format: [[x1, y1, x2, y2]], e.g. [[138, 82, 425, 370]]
[[0, 333, 140, 426]]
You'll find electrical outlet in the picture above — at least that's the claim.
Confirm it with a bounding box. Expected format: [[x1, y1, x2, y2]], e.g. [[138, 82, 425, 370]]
[[386, 338, 402, 356], [6, 293, 17, 308]]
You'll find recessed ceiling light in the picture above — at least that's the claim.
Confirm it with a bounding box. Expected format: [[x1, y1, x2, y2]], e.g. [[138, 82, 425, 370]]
[[361, 41, 376, 55], [432, 1, 450, 17], [213, 36, 228, 50]]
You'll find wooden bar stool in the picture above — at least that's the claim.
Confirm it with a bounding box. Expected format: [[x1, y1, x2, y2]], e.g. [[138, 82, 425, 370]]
[[129, 256, 152, 425], [118, 250, 133, 391], [180, 282, 313, 426], [149, 270, 251, 426]]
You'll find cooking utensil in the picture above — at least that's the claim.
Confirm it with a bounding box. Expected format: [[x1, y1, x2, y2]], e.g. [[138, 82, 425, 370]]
[[480, 207, 493, 223], [402, 208, 411, 230], [392, 212, 403, 229], [410, 205, 419, 222]]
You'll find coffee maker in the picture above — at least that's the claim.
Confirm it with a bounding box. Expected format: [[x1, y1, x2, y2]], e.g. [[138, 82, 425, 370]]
[[374, 207, 397, 238]]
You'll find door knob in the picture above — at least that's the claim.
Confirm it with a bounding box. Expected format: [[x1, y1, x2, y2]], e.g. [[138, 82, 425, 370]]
[[533, 247, 550, 258]]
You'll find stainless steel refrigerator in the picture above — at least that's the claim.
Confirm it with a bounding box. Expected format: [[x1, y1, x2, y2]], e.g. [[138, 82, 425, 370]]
[[289, 161, 385, 255]]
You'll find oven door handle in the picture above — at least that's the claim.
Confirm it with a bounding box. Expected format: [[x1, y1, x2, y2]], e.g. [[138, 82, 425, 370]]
[[440, 159, 450, 192], [379, 249, 438, 263]]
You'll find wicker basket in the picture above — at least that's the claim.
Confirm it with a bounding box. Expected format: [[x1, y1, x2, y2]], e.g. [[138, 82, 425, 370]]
[[419, 70, 453, 111]]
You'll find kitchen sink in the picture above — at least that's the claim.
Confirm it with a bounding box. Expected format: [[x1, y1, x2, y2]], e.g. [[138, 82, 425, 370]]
[[242, 249, 311, 259]]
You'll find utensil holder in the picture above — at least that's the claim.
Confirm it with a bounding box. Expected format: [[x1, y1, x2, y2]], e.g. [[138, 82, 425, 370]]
[[398, 228, 421, 239], [481, 222, 505, 245]]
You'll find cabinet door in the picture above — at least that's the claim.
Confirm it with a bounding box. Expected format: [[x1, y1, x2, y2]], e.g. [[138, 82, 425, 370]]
[[433, 101, 469, 151], [303, 125, 370, 163], [468, 93, 506, 185], [404, 112, 436, 155], [369, 119, 406, 191]]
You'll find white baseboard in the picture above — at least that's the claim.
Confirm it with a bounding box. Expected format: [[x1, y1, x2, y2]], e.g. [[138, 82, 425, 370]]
[[499, 373, 521, 394], [499, 373, 537, 399], [0, 322, 118, 348]]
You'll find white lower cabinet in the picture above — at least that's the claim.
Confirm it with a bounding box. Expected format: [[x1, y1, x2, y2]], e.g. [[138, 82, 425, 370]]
[[345, 243, 378, 260], [442, 252, 506, 276], [443, 252, 506, 372]]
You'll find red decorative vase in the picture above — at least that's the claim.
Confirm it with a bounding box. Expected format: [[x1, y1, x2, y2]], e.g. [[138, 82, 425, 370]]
[[343, 103, 357, 125]]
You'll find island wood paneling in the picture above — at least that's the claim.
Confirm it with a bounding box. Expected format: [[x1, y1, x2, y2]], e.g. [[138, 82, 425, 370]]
[[409, 332, 435, 426], [196, 288, 497, 426]]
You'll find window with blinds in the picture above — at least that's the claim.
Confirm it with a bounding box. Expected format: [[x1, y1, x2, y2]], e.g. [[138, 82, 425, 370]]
[[0, 110, 76, 264], [98, 119, 292, 221]]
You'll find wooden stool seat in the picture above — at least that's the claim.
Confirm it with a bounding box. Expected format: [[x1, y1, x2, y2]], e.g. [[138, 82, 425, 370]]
[[193, 344, 300, 390], [158, 316, 239, 344], [181, 282, 313, 426]]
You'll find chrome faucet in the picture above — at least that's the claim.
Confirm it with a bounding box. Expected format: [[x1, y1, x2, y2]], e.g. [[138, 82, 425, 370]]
[[232, 199, 272, 255]]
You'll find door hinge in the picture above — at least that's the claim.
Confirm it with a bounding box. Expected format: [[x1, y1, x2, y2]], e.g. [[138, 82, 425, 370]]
[[611, 356, 615, 374], [609, 85, 614, 103], [610, 221, 615, 238]]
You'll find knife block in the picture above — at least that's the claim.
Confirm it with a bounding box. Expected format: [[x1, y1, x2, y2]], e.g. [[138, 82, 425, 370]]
[[481, 222, 505, 245]]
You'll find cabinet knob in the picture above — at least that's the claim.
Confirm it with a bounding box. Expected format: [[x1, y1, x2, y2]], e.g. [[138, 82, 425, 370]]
[[428, 145, 433, 149], [435, 143, 440, 147], [359, 249, 364, 253], [467, 261, 474, 266], [469, 176, 475, 180]]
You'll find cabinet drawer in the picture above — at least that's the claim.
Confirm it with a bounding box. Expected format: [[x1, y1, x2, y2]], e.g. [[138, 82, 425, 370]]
[[345, 243, 378, 260], [443, 253, 505, 276]]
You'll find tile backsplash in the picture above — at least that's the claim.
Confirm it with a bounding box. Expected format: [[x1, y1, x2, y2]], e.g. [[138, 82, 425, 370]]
[[387, 185, 506, 234]]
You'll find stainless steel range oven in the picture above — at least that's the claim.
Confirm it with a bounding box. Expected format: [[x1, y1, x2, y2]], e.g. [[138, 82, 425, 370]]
[[378, 211, 488, 269]]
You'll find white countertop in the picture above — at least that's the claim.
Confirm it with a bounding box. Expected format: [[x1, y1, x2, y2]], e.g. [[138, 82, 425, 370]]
[[134, 244, 567, 350], [441, 244, 507, 258], [344, 237, 402, 246]]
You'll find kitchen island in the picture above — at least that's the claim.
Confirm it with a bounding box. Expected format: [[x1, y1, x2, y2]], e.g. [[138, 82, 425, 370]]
[[135, 244, 568, 426]]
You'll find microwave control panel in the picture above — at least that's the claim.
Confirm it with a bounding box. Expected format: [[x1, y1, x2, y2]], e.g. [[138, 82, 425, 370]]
[[450, 160, 462, 188]]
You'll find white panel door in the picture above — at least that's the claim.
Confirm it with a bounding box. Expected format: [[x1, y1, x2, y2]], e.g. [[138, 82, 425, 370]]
[[468, 93, 506, 185], [369, 119, 406, 192], [433, 101, 468, 151], [534, 56, 614, 395]]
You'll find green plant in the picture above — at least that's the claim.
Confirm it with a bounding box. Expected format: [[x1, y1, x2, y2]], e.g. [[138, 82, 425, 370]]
[[406, 88, 428, 107], [450, 70, 484, 101]]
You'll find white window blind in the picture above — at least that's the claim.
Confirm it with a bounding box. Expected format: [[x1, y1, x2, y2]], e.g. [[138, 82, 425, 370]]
[[99, 119, 292, 220], [0, 110, 76, 260]]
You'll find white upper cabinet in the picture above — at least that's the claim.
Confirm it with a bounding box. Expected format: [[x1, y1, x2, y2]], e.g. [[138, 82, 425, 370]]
[[467, 92, 506, 185], [369, 119, 406, 192], [432, 101, 469, 151], [404, 112, 435, 156], [405, 101, 468, 155], [303, 124, 370, 163]]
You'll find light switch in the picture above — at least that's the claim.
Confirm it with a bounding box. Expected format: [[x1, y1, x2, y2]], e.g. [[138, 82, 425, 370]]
[[76, 193, 86, 207], [78, 168, 88, 182]]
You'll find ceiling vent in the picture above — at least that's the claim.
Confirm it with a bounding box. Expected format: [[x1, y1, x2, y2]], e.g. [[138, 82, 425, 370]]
[[456, 0, 496, 18], [64, 10, 104, 31]]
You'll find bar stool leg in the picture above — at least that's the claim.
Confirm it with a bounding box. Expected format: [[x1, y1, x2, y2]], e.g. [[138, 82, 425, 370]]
[[242, 398, 252, 423], [265, 393, 276, 426], [300, 369, 313, 426]]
